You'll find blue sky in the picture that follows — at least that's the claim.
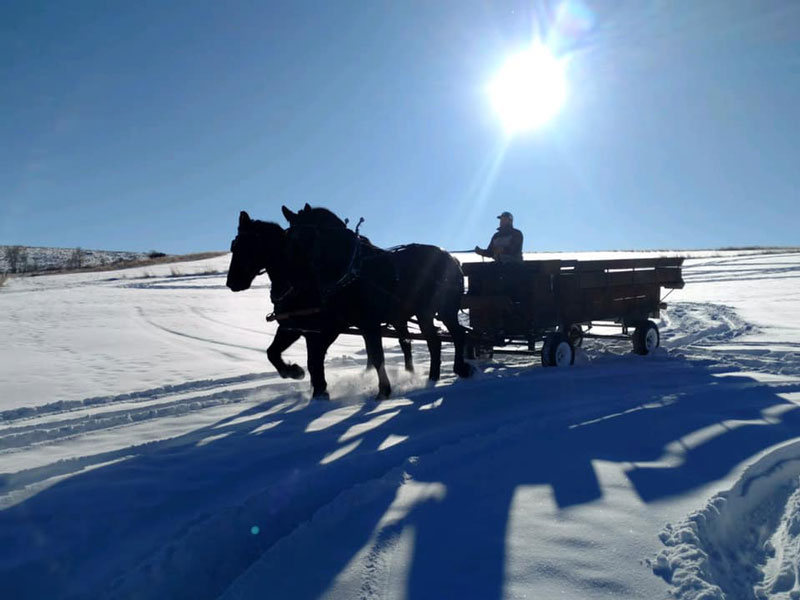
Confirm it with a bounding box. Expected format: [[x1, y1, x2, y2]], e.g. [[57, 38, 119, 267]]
[[2, 0, 798, 254]]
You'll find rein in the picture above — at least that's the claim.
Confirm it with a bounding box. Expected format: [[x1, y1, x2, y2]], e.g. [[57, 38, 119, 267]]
[[266, 307, 322, 322]]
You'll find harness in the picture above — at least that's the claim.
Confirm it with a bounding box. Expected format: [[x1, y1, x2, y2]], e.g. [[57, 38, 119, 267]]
[[265, 222, 377, 324]]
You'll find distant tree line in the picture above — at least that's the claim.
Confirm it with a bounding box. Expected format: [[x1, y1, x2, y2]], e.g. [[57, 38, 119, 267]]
[[66, 247, 84, 270], [2, 246, 175, 275], [3, 245, 27, 273], [3, 246, 86, 273]]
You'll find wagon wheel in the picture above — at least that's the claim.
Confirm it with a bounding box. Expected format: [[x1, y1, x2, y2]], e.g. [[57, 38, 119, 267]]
[[632, 320, 660, 355], [568, 324, 583, 348], [541, 332, 575, 367]]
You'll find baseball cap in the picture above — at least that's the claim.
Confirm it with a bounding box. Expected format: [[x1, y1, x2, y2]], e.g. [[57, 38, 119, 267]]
[[496, 211, 513, 220]]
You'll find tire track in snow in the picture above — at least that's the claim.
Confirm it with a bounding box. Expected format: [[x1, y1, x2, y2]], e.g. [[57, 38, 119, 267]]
[[135, 305, 266, 355], [662, 302, 800, 377], [134, 360, 701, 600], [0, 379, 290, 452], [189, 306, 268, 336], [0, 372, 280, 424]]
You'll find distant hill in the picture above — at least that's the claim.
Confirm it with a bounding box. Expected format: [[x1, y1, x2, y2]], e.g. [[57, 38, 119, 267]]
[[0, 245, 224, 275]]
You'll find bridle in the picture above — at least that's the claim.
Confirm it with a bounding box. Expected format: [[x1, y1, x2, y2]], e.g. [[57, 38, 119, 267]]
[[230, 236, 268, 278]]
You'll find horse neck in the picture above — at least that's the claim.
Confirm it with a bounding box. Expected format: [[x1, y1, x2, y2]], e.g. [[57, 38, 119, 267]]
[[262, 252, 294, 295]]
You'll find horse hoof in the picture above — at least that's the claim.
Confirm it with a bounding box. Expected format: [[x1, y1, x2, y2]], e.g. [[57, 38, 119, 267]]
[[455, 363, 474, 378], [312, 391, 330, 401], [375, 390, 391, 401], [286, 364, 305, 380]]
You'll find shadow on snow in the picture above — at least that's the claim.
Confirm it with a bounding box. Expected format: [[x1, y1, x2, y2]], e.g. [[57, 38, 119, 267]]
[[2, 353, 800, 600]]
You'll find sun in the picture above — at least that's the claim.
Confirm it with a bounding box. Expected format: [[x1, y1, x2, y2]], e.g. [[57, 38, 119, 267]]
[[488, 46, 567, 133]]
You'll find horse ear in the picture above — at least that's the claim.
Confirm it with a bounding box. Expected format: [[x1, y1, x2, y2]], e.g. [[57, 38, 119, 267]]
[[281, 205, 296, 223], [303, 203, 312, 211], [239, 211, 251, 228]]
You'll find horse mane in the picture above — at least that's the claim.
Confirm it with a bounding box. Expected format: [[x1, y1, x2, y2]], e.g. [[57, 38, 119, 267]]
[[296, 206, 348, 229], [245, 219, 285, 236]]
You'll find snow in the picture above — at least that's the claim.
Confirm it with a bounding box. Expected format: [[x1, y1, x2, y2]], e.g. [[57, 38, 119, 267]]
[[1, 248, 799, 599]]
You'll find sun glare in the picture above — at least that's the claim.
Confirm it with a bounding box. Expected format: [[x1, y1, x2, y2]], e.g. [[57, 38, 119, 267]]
[[488, 46, 567, 133]]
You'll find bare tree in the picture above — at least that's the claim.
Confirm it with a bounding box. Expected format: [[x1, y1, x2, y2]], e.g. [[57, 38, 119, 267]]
[[4, 246, 25, 273], [67, 247, 84, 270]]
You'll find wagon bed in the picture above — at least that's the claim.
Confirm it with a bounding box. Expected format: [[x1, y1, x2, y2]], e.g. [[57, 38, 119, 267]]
[[459, 256, 684, 364]]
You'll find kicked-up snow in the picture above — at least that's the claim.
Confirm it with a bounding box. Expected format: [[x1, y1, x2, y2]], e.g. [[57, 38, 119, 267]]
[[0, 249, 798, 599]]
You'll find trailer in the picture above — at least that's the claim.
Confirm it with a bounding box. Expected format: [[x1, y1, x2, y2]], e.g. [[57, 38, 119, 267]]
[[460, 257, 685, 366]]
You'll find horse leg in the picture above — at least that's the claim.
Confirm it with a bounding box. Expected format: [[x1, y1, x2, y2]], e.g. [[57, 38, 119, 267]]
[[363, 334, 374, 372], [440, 312, 474, 378], [418, 315, 442, 382], [267, 325, 305, 379], [395, 321, 414, 372], [305, 330, 337, 400], [362, 325, 391, 400]]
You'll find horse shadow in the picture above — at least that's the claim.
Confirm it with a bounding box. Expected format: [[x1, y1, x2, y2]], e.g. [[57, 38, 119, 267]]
[[2, 354, 800, 600]]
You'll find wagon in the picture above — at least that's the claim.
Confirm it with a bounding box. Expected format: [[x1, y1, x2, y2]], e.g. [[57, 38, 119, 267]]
[[460, 257, 685, 366]]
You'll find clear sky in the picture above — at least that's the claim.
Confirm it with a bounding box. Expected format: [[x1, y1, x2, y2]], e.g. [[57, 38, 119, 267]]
[[2, 0, 799, 254]]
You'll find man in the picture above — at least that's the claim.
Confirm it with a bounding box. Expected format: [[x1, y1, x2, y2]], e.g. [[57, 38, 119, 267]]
[[474, 211, 523, 262]]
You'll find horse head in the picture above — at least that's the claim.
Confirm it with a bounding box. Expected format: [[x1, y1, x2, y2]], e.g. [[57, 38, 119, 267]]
[[280, 204, 366, 295], [226, 211, 289, 292]]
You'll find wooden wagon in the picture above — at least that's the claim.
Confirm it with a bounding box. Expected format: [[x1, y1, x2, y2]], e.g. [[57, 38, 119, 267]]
[[460, 257, 685, 366]]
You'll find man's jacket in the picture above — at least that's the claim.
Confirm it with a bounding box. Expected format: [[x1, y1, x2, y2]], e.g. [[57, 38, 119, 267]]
[[477, 226, 523, 261]]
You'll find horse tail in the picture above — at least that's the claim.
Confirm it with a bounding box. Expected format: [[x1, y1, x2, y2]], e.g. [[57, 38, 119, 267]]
[[434, 250, 465, 318]]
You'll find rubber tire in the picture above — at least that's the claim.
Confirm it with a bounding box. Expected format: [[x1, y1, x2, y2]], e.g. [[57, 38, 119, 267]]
[[568, 324, 583, 348], [540, 340, 551, 367], [541, 332, 575, 367], [632, 321, 660, 355]]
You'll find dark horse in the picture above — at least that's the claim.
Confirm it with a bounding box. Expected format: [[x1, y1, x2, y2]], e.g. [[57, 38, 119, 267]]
[[281, 204, 473, 399], [226, 211, 386, 400], [228, 211, 427, 400]]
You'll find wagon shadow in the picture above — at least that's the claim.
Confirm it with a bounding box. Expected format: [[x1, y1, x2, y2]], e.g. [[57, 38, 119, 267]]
[[223, 355, 800, 599], [386, 362, 800, 599], [2, 355, 800, 600]]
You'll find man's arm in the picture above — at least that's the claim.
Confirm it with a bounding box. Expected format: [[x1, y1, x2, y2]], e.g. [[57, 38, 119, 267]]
[[510, 230, 523, 258], [475, 233, 498, 258]]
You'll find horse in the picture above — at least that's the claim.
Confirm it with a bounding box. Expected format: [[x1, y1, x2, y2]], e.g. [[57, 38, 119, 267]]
[[226, 211, 416, 400], [281, 204, 473, 399]]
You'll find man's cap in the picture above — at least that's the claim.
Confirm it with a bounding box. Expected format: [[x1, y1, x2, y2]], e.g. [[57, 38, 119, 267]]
[[496, 211, 513, 220]]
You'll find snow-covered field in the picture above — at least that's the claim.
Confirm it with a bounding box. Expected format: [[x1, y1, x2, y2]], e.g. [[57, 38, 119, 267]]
[[1, 249, 798, 600]]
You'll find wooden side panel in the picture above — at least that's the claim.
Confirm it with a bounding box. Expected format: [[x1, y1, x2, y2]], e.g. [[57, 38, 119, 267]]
[[574, 257, 684, 271], [462, 257, 683, 333], [576, 268, 683, 289]]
